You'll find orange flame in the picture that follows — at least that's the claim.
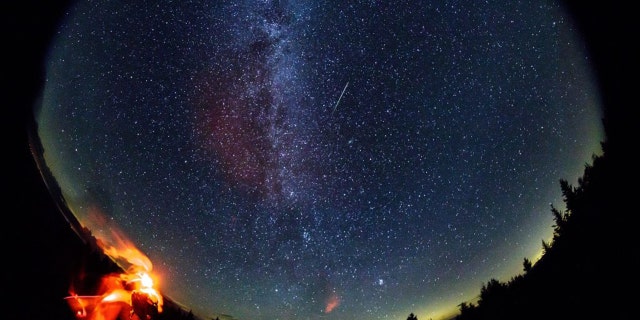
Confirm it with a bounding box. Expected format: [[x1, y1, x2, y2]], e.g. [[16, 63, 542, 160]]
[[66, 210, 163, 320]]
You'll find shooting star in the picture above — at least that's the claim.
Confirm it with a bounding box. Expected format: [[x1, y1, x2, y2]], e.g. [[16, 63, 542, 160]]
[[331, 81, 349, 116]]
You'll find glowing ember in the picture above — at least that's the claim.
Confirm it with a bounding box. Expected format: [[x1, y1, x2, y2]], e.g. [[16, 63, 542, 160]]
[[66, 221, 163, 320]]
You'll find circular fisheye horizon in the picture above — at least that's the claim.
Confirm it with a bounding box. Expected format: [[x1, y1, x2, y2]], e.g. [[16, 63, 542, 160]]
[[35, 1, 604, 319]]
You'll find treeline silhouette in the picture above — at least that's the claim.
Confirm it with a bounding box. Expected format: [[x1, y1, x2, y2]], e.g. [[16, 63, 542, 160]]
[[8, 1, 633, 320], [17, 69, 632, 320], [22, 82, 631, 320], [452, 120, 632, 320]]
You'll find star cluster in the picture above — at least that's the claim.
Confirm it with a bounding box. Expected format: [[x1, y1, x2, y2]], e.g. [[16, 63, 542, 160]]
[[36, 1, 603, 319]]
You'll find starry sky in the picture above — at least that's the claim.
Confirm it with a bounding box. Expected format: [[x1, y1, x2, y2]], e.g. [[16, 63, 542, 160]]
[[35, 1, 604, 319]]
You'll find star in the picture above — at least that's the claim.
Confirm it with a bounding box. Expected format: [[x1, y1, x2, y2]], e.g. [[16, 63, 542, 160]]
[[35, 1, 604, 319]]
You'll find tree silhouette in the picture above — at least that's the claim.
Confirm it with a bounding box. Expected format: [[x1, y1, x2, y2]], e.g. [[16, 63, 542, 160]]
[[453, 129, 633, 320], [522, 258, 532, 273], [407, 312, 418, 320]]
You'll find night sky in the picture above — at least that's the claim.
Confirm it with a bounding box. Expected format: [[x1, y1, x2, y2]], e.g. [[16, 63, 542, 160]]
[[35, 1, 604, 319]]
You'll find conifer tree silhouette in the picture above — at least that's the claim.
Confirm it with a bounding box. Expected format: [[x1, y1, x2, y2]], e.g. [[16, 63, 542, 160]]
[[522, 257, 532, 273]]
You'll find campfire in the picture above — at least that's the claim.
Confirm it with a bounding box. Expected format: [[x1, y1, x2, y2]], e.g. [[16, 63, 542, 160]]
[[65, 225, 163, 320]]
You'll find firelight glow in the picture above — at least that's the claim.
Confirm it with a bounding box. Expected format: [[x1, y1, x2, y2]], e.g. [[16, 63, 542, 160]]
[[64, 214, 163, 320]]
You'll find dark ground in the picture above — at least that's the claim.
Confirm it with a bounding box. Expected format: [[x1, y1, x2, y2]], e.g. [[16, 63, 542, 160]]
[[4, 1, 79, 319], [2, 1, 634, 320]]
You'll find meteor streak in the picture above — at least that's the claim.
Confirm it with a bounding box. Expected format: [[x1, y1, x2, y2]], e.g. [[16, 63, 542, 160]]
[[332, 81, 349, 115]]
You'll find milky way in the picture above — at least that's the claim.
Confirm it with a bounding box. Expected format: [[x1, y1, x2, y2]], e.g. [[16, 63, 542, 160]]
[[36, 1, 603, 319]]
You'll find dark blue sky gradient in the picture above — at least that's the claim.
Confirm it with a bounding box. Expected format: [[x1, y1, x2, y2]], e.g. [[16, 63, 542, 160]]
[[36, 1, 603, 319]]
